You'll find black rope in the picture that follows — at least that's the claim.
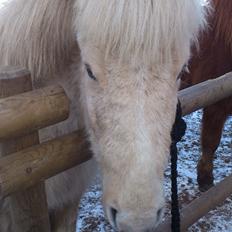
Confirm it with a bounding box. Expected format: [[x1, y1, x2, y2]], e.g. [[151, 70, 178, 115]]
[[170, 100, 186, 232]]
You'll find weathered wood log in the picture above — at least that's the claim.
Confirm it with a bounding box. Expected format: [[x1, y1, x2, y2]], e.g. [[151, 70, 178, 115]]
[[156, 174, 232, 232], [1, 69, 231, 141], [0, 68, 51, 232], [0, 66, 31, 96], [0, 131, 92, 199], [179, 71, 232, 116], [0, 69, 69, 140], [2, 133, 51, 232]]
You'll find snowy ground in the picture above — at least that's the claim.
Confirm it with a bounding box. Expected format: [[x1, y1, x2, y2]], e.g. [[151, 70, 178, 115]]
[[77, 110, 232, 231], [0, 0, 7, 7]]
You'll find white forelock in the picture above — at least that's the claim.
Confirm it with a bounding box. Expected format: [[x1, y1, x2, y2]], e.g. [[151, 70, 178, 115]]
[[76, 0, 206, 66]]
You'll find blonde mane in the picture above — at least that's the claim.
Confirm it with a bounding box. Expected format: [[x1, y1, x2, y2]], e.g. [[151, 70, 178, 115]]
[[0, 0, 206, 79], [0, 0, 78, 84], [76, 0, 206, 66]]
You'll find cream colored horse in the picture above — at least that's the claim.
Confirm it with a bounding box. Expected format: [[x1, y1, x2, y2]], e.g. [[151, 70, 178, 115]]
[[0, 0, 206, 231]]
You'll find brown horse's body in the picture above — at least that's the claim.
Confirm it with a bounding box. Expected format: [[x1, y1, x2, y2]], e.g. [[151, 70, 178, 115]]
[[181, 0, 232, 191]]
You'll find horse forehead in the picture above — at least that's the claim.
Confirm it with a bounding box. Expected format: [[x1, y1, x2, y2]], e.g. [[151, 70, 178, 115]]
[[76, 0, 205, 66]]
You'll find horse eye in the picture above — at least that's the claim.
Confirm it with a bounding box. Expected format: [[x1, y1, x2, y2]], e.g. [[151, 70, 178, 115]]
[[85, 64, 97, 81], [177, 64, 188, 80]]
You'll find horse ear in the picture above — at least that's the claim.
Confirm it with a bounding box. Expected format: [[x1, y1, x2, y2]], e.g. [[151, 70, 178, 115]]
[[0, 0, 78, 83]]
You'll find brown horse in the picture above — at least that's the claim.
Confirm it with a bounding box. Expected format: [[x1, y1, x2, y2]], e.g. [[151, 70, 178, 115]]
[[180, 0, 232, 191]]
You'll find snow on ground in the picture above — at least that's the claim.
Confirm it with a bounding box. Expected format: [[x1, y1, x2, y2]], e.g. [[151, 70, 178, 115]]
[[77, 110, 232, 231], [0, 0, 7, 7]]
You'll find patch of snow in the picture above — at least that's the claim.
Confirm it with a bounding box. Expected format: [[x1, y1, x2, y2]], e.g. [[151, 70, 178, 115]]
[[0, 0, 8, 7]]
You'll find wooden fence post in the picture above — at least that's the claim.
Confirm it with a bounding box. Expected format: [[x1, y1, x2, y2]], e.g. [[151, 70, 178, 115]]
[[0, 67, 51, 232]]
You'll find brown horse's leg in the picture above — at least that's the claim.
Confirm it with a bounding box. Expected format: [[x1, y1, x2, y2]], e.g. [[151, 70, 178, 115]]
[[197, 105, 227, 191], [50, 204, 79, 232]]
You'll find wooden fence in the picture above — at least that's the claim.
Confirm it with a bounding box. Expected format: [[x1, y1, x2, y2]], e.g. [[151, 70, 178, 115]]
[[1, 66, 232, 231]]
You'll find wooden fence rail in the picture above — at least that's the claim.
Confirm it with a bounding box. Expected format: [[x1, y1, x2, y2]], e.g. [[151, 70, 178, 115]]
[[179, 71, 232, 116], [0, 131, 92, 199], [156, 173, 232, 232], [0, 85, 69, 140]]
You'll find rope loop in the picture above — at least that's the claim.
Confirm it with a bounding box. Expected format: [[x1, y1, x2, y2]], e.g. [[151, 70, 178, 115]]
[[170, 100, 186, 232]]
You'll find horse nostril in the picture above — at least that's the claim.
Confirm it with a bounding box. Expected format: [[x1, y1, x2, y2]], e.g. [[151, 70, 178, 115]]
[[156, 208, 163, 223], [109, 207, 118, 229]]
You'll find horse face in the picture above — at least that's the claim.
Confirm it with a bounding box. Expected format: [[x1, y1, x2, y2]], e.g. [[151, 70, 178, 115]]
[[78, 44, 180, 231], [76, 1, 205, 230]]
